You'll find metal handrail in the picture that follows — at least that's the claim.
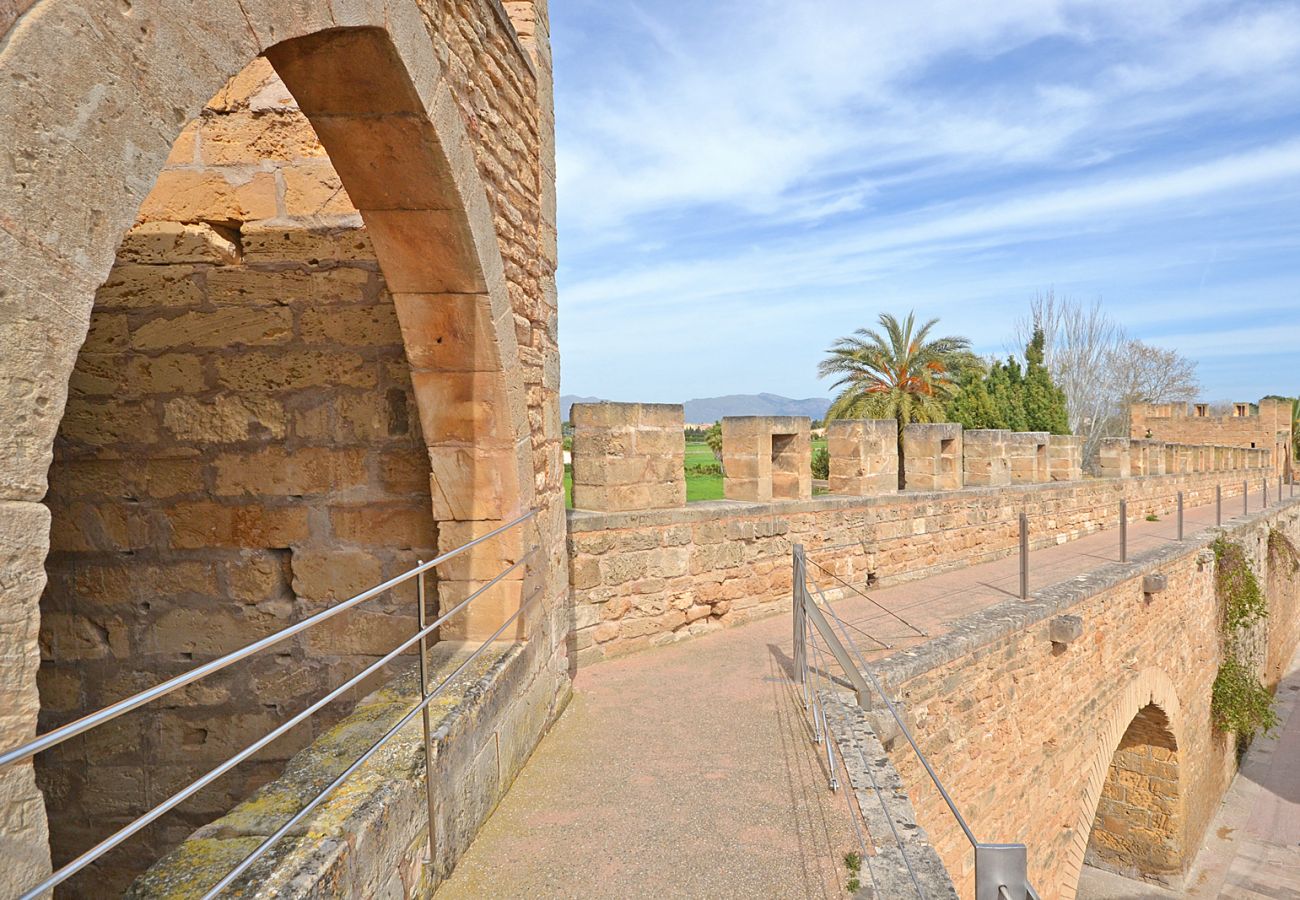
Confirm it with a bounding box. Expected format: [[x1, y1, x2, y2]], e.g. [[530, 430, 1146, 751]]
[[2, 508, 538, 898], [793, 544, 1037, 900], [0, 509, 536, 771]]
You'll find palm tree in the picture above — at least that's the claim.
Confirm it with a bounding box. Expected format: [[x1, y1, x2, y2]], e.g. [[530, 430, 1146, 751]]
[[818, 312, 972, 487]]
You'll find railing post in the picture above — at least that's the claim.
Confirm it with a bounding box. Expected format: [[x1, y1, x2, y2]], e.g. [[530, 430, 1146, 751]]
[[416, 563, 438, 868], [793, 543, 806, 692], [1264, 477, 1269, 507], [976, 843, 1028, 900], [1177, 491, 1184, 541], [1119, 500, 1127, 563], [1216, 484, 1222, 527], [1019, 512, 1029, 600], [1244, 479, 1249, 515], [1279, 474, 1284, 505]]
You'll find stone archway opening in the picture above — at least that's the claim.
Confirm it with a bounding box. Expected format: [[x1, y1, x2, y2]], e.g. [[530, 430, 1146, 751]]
[[1083, 703, 1184, 888], [34, 27, 530, 896]]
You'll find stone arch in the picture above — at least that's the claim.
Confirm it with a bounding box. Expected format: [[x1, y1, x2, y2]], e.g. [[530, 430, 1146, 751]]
[[1061, 667, 1186, 899], [1, 1, 542, 894]]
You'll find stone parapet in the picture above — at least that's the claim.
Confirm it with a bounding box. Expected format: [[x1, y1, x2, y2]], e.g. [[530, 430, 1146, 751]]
[[571, 402, 685, 512], [1048, 434, 1083, 482], [903, 423, 963, 491], [1099, 438, 1132, 479], [722, 416, 811, 502], [567, 465, 1275, 664], [827, 419, 898, 495], [1009, 431, 1051, 484], [961, 430, 1011, 487]]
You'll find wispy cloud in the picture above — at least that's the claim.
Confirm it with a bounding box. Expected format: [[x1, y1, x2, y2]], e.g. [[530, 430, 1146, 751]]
[[552, 0, 1300, 401]]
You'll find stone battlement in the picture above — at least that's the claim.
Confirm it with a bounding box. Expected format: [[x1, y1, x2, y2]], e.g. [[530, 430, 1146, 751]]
[[568, 405, 1271, 513]]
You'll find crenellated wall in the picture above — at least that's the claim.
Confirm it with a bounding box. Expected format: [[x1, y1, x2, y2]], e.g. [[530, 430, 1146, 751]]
[[1131, 397, 1293, 479], [567, 464, 1275, 664]]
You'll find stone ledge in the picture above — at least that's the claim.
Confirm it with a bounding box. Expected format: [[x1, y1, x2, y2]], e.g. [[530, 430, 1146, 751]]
[[129, 640, 569, 898], [822, 692, 958, 899]]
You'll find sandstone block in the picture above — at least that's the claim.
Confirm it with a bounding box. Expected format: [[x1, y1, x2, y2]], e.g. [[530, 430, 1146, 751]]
[[117, 222, 240, 265]]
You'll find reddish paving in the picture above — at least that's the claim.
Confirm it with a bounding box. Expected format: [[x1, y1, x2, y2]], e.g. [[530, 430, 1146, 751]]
[[436, 489, 1281, 899]]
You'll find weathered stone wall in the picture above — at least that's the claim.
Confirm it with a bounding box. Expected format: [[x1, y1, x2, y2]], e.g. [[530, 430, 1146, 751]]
[[130, 640, 570, 900], [903, 423, 963, 491], [1131, 397, 1293, 478], [1084, 705, 1182, 883], [827, 419, 898, 495], [567, 466, 1272, 664], [962, 430, 1011, 488], [722, 416, 812, 502], [570, 402, 685, 512], [863, 499, 1300, 899], [37, 64, 443, 888], [0, 1, 565, 896]]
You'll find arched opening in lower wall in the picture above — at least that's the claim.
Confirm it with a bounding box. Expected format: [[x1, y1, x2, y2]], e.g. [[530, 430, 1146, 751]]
[[1082, 703, 1185, 888], [26, 24, 535, 897]]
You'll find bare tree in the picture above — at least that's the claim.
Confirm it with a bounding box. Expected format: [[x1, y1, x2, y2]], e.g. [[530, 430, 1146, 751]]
[[1016, 291, 1200, 468]]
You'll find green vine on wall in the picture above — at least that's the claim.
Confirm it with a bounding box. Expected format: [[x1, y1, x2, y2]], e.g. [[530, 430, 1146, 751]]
[[1209, 536, 1278, 745], [1268, 527, 1300, 573]]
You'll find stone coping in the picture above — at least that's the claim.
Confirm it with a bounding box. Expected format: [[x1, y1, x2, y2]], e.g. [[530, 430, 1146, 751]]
[[868, 496, 1300, 693], [567, 468, 1275, 529], [129, 641, 524, 899], [485, 0, 540, 77], [823, 693, 958, 899]]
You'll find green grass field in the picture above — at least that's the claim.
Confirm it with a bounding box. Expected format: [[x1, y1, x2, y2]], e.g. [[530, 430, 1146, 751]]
[[565, 439, 827, 508]]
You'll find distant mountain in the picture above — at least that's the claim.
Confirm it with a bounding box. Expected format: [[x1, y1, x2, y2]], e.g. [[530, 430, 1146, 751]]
[[560, 393, 831, 423], [683, 393, 832, 422]]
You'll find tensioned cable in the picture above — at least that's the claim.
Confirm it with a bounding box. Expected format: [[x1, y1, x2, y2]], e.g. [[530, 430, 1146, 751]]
[[806, 603, 922, 899], [806, 623, 881, 895], [805, 554, 927, 637]]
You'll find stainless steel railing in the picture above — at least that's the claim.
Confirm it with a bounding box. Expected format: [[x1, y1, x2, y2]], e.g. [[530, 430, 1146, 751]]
[[793, 543, 1041, 900], [0, 509, 539, 899]]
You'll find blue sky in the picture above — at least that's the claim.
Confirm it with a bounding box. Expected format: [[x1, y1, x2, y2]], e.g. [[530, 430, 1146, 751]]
[[551, 0, 1300, 404]]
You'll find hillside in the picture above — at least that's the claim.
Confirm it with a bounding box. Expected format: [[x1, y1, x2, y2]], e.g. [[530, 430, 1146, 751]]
[[560, 393, 831, 422]]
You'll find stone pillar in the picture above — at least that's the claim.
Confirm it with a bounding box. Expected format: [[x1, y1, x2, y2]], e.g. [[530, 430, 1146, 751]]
[[1164, 443, 1178, 475], [1099, 438, 1131, 479], [1009, 432, 1050, 484], [1048, 435, 1083, 482], [827, 419, 898, 495], [1148, 442, 1166, 475], [1130, 440, 1148, 477], [571, 402, 685, 511], [903, 423, 963, 491], [962, 430, 1011, 487], [722, 416, 811, 501]]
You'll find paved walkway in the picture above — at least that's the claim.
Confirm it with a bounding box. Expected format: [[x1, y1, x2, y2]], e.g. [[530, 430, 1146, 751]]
[[436, 488, 1282, 899]]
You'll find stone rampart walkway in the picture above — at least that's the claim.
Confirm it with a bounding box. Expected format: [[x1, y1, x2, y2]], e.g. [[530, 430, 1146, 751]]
[[436, 489, 1278, 898]]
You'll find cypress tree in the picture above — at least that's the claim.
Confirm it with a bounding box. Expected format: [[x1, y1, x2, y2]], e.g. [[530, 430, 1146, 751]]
[[1022, 327, 1070, 434], [988, 359, 1029, 431]]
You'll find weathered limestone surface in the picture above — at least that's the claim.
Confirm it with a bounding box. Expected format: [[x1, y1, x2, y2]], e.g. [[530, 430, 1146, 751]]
[[571, 403, 685, 512], [0, 1, 566, 897], [1009, 431, 1050, 484], [1048, 434, 1083, 482], [1098, 438, 1132, 479], [1132, 397, 1293, 478], [864, 500, 1300, 899], [568, 464, 1273, 664], [962, 429, 1011, 487], [826, 419, 898, 496], [903, 423, 962, 491], [722, 416, 811, 502], [130, 641, 571, 899]]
